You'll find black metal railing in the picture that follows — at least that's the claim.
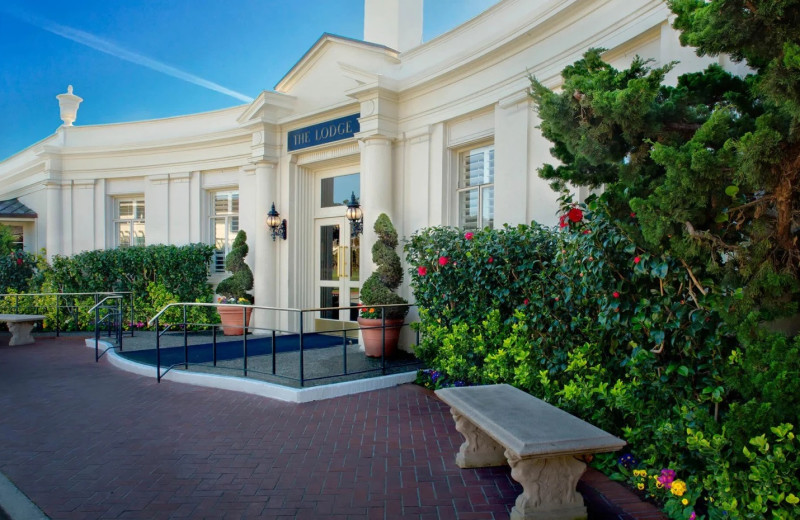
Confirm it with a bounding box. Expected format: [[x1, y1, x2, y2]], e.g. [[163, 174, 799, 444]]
[[1, 291, 135, 338], [88, 295, 126, 361], [146, 303, 422, 386]]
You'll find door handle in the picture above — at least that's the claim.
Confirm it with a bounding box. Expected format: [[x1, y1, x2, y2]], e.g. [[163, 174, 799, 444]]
[[338, 245, 348, 278]]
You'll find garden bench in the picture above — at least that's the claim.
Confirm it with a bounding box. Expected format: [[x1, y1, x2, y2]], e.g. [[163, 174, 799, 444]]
[[436, 383, 625, 520], [0, 314, 46, 346]]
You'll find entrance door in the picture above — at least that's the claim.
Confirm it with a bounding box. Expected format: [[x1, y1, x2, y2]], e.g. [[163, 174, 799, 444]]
[[315, 216, 360, 329]]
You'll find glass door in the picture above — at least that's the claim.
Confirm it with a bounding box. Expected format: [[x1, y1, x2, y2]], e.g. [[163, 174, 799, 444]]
[[315, 216, 360, 328]]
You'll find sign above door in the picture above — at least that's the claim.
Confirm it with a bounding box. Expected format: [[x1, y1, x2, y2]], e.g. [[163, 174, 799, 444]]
[[288, 113, 361, 152]]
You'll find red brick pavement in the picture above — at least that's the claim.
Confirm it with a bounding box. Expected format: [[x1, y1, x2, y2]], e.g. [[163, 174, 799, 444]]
[[0, 337, 664, 520]]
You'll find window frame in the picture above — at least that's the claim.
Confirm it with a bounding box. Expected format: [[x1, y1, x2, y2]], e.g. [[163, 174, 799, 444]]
[[114, 197, 146, 248], [456, 143, 495, 231], [209, 190, 239, 274]]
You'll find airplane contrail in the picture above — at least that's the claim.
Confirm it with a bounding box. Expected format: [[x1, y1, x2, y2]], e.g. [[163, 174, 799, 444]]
[[4, 7, 254, 103]]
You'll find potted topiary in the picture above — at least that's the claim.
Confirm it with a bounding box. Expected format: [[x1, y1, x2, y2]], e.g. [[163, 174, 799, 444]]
[[215, 230, 254, 336], [358, 213, 409, 357]]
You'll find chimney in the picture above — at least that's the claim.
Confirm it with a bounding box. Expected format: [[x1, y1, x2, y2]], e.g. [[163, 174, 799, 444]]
[[56, 85, 83, 126], [364, 0, 423, 53]]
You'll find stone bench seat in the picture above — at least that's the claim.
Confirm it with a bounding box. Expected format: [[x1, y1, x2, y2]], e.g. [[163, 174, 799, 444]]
[[0, 314, 46, 346], [436, 383, 625, 520]]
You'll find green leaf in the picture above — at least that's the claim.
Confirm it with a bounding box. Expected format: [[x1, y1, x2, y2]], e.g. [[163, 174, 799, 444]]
[[725, 185, 739, 197], [715, 212, 729, 223], [678, 365, 690, 377]]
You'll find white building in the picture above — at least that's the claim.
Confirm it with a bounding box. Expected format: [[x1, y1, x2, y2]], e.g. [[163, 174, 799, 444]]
[[0, 0, 740, 333]]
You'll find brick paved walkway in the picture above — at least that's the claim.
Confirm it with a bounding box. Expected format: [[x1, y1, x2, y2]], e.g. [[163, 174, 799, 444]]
[[0, 337, 664, 519]]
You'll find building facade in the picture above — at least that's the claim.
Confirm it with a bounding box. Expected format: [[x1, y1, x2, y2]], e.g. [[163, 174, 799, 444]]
[[0, 0, 745, 334]]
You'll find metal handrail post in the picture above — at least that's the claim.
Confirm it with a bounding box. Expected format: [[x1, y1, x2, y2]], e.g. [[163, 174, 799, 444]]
[[271, 329, 276, 375], [55, 294, 60, 337], [129, 293, 135, 337], [94, 305, 100, 362], [381, 309, 386, 374], [156, 317, 161, 382], [183, 306, 188, 370], [299, 311, 304, 386], [212, 325, 217, 366], [342, 328, 348, 375], [117, 297, 123, 349], [242, 306, 248, 378]]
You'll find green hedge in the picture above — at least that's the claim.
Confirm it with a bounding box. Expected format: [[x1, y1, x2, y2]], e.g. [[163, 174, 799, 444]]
[[0, 244, 218, 331], [406, 198, 800, 520]]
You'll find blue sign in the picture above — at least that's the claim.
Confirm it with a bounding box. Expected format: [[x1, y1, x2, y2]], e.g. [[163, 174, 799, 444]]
[[288, 113, 360, 152]]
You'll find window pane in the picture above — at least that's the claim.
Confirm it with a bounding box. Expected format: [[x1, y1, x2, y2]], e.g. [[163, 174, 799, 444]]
[[459, 189, 479, 231], [132, 221, 146, 246], [134, 200, 145, 219], [486, 148, 495, 184], [321, 174, 360, 208], [117, 223, 130, 247], [320, 287, 339, 320], [482, 185, 494, 230], [319, 224, 340, 281], [461, 147, 494, 187], [118, 201, 133, 219], [350, 234, 360, 281], [349, 288, 360, 322]]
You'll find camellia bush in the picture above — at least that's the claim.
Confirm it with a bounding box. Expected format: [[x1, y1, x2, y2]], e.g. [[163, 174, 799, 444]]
[[407, 197, 800, 520]]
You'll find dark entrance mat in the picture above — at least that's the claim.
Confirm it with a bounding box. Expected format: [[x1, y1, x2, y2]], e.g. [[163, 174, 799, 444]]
[[119, 332, 356, 367]]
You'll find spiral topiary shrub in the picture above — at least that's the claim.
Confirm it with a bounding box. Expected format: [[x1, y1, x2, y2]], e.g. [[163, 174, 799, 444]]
[[216, 230, 254, 304], [359, 214, 408, 320]]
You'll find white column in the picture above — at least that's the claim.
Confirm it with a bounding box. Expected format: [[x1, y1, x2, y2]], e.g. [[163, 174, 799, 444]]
[[45, 182, 62, 260], [253, 160, 278, 332], [359, 136, 394, 284], [494, 92, 531, 227]]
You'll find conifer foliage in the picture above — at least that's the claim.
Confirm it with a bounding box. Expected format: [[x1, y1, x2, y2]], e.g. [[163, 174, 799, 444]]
[[360, 214, 409, 319], [216, 230, 254, 304], [530, 0, 800, 321]]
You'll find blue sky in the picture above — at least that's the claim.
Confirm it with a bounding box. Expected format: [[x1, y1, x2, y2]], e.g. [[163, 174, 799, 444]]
[[0, 0, 497, 161]]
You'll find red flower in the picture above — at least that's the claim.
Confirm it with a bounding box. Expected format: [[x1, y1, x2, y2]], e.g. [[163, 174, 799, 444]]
[[568, 208, 583, 222], [523, 298, 529, 305], [438, 256, 449, 266], [633, 256, 641, 264], [417, 266, 427, 276], [612, 291, 620, 298], [16, 258, 22, 265], [488, 257, 494, 263], [583, 230, 590, 234], [630, 212, 636, 218], [464, 232, 474, 240], [559, 215, 568, 228]]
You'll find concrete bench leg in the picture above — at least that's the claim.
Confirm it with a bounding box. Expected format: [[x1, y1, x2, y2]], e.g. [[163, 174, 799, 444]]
[[450, 409, 507, 468], [7, 321, 36, 346], [505, 450, 587, 520]]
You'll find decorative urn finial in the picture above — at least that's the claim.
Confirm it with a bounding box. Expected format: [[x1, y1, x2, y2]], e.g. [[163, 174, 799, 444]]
[[56, 85, 83, 126]]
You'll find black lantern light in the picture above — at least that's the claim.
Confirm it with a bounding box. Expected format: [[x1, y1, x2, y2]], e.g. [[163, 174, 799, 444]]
[[266, 203, 287, 241], [345, 191, 363, 237]]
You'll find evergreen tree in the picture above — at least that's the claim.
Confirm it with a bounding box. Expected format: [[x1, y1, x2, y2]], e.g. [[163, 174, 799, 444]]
[[216, 230, 254, 304], [530, 1, 800, 320]]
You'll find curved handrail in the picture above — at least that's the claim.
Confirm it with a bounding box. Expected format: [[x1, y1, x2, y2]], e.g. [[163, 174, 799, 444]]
[[147, 301, 415, 326], [86, 295, 123, 314]]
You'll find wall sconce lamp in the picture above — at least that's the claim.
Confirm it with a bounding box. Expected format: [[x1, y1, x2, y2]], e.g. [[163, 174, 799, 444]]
[[266, 203, 287, 241], [345, 192, 363, 238]]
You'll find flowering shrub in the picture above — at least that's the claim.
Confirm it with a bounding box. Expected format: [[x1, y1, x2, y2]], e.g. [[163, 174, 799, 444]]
[[406, 196, 800, 519], [217, 296, 249, 305]]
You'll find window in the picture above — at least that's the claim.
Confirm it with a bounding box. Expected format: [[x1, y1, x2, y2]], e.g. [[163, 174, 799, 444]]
[[320, 173, 359, 208], [8, 225, 23, 251], [115, 199, 145, 247], [211, 191, 239, 273], [458, 145, 494, 230]]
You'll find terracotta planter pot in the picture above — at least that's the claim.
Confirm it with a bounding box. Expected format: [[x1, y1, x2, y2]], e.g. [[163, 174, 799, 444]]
[[358, 317, 404, 357], [217, 306, 253, 336]]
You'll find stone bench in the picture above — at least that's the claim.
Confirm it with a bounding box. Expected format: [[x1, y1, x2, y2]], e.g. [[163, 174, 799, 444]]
[[0, 314, 46, 346], [436, 383, 625, 520]]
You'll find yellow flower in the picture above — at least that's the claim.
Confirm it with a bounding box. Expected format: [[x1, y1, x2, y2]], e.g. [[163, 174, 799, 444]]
[[656, 481, 664, 489], [682, 499, 689, 506], [637, 483, 644, 490], [670, 479, 687, 497]]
